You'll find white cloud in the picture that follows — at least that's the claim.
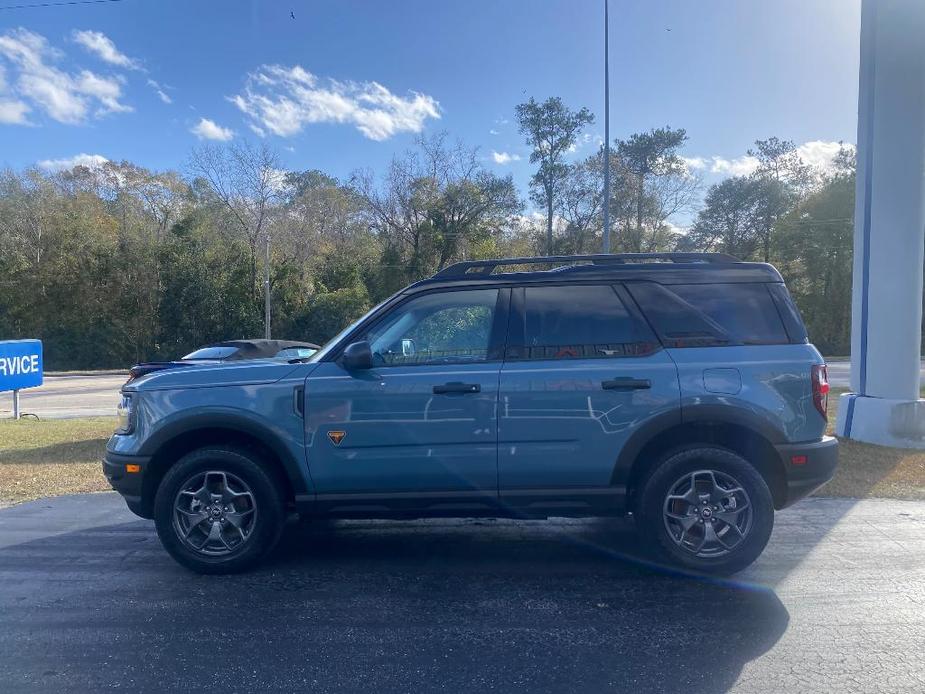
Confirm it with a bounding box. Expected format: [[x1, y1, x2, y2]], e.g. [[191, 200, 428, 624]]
[[72, 30, 139, 70], [489, 128, 499, 135], [229, 64, 440, 141], [0, 98, 30, 124], [191, 117, 234, 141], [688, 141, 855, 179], [38, 153, 109, 171], [76, 70, 131, 113], [709, 155, 761, 176], [491, 150, 521, 165], [682, 156, 707, 170], [0, 28, 132, 124], [796, 140, 853, 173], [147, 78, 172, 104]]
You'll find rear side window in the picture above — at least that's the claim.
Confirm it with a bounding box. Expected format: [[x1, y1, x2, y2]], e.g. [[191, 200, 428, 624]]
[[669, 284, 789, 345], [520, 285, 656, 359], [627, 282, 790, 347]]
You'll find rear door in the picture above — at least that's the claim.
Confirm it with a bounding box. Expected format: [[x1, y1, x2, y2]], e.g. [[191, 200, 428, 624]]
[[498, 283, 680, 495], [304, 287, 508, 496]]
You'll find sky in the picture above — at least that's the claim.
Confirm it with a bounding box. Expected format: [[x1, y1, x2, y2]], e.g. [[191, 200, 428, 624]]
[[0, 0, 862, 224]]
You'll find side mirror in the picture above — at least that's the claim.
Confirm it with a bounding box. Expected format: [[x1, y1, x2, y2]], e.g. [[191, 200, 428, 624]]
[[342, 340, 373, 370]]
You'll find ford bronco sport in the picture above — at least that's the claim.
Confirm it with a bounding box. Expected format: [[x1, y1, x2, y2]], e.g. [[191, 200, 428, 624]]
[[104, 253, 837, 575]]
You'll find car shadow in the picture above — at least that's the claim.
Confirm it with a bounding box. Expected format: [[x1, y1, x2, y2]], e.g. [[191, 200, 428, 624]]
[[0, 512, 789, 693]]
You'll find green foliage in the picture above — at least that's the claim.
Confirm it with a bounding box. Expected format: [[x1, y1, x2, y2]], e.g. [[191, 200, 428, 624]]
[[514, 97, 594, 251], [0, 125, 860, 366], [683, 141, 858, 353], [773, 169, 855, 355], [296, 284, 371, 344]]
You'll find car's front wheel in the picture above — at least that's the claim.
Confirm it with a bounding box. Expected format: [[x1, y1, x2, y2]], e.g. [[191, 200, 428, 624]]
[[153, 446, 285, 574], [636, 446, 774, 575]]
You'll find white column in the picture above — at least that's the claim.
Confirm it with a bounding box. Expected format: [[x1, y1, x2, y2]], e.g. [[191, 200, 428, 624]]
[[836, 0, 925, 447]]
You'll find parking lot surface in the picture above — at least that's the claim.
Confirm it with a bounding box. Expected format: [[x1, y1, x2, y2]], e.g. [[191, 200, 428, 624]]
[[0, 374, 126, 419], [0, 493, 922, 693]]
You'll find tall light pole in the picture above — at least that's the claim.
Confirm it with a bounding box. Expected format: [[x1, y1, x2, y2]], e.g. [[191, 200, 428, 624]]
[[602, 0, 611, 253], [264, 229, 271, 339]]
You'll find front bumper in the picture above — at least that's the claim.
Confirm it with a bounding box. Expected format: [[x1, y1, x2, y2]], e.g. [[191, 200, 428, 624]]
[[103, 451, 152, 518], [775, 435, 838, 508]]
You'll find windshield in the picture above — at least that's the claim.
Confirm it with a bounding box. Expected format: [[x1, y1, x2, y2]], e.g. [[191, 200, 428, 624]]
[[181, 346, 238, 360]]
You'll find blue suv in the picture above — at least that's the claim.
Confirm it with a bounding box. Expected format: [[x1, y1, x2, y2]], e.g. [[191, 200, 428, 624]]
[[104, 253, 837, 575]]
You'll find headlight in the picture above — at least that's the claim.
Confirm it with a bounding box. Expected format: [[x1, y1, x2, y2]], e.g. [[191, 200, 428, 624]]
[[116, 393, 135, 434]]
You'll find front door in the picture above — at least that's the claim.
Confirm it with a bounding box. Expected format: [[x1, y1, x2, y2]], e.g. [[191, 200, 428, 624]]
[[305, 288, 508, 497], [498, 284, 680, 493]]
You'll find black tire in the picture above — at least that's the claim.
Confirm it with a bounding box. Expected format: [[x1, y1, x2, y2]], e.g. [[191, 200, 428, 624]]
[[153, 446, 286, 574], [635, 446, 774, 576]]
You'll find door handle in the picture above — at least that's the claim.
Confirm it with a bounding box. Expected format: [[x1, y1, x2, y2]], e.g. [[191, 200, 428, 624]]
[[433, 382, 481, 394], [601, 377, 651, 391]]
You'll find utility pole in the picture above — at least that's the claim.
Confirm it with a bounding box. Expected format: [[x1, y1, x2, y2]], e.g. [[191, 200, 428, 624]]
[[264, 229, 271, 339], [602, 0, 611, 253]]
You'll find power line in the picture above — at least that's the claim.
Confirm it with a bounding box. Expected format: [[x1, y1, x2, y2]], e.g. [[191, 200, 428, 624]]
[[0, 0, 124, 10]]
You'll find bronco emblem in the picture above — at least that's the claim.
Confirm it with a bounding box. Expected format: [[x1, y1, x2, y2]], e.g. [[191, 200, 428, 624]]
[[327, 430, 346, 445]]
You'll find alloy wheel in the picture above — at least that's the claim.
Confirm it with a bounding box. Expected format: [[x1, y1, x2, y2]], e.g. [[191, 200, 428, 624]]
[[172, 470, 257, 556], [662, 469, 753, 558]]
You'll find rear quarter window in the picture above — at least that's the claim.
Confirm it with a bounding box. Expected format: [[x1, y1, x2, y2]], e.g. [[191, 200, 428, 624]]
[[626, 282, 792, 347], [669, 283, 789, 345]]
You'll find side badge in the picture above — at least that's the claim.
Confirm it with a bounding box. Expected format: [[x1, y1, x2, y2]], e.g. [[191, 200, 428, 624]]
[[327, 430, 346, 446]]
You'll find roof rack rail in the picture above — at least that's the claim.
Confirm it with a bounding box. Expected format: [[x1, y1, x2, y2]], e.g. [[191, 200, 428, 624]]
[[433, 253, 741, 278]]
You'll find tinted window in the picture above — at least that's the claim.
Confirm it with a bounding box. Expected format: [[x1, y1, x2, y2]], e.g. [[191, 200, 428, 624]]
[[182, 346, 238, 360], [366, 289, 499, 366], [521, 285, 653, 359], [669, 284, 789, 345], [626, 282, 730, 348], [767, 283, 808, 343]]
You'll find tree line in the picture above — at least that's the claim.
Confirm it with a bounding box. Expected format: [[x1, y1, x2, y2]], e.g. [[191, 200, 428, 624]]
[[0, 97, 856, 370]]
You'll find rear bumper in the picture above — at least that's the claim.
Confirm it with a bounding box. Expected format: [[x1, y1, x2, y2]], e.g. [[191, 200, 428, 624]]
[[103, 451, 152, 518], [775, 435, 838, 508]]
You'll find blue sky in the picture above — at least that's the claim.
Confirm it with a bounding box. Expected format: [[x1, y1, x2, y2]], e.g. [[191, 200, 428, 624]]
[[0, 0, 861, 220]]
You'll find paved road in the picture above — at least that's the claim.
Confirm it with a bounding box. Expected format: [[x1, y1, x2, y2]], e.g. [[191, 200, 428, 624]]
[[0, 493, 922, 693], [826, 359, 925, 388], [0, 373, 126, 419]]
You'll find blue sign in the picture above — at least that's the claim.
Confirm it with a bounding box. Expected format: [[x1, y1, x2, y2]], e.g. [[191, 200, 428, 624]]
[[0, 340, 43, 392]]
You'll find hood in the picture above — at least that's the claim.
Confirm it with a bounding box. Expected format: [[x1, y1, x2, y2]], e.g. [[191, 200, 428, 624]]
[[126, 358, 320, 391]]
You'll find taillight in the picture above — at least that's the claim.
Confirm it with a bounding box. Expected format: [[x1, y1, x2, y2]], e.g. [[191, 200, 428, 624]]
[[812, 364, 829, 420]]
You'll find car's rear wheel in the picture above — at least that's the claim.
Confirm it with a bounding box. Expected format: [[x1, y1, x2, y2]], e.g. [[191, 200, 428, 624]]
[[636, 446, 774, 575], [154, 447, 285, 574]]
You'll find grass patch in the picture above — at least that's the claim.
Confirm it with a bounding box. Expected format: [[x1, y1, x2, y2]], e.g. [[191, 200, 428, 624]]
[[0, 417, 115, 506], [822, 388, 925, 500]]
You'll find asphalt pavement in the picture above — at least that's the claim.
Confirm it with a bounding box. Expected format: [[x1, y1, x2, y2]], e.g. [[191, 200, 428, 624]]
[[0, 492, 922, 692], [0, 373, 126, 419], [825, 359, 925, 388]]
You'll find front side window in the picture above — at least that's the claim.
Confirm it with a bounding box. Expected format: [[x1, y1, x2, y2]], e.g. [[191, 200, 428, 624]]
[[365, 289, 500, 366], [520, 284, 654, 359]]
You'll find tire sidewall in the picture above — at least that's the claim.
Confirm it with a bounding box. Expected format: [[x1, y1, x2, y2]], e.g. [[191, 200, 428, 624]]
[[637, 446, 774, 575], [154, 447, 285, 574]]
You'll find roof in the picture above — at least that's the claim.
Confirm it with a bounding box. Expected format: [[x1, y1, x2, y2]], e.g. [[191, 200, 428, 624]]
[[409, 253, 783, 290]]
